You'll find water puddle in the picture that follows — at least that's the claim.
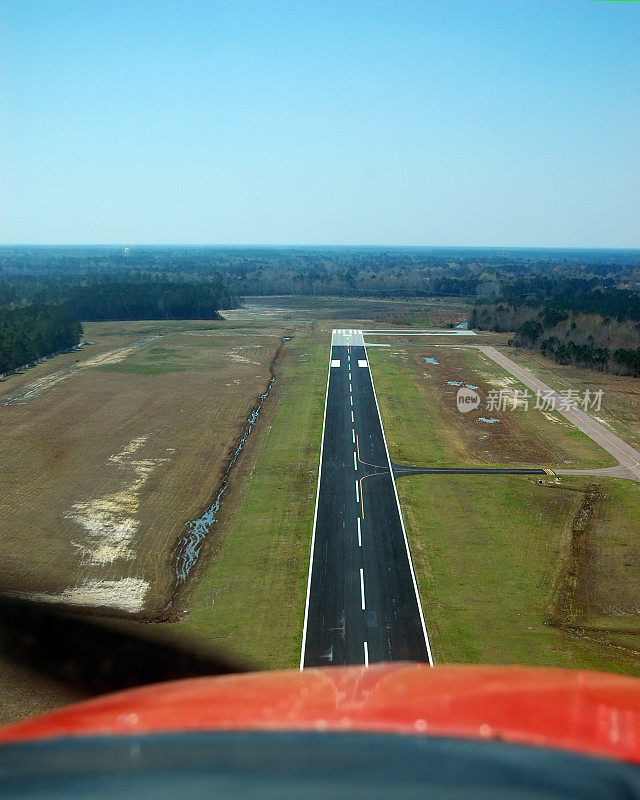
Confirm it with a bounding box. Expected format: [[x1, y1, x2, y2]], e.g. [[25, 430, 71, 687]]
[[165, 337, 286, 609], [423, 357, 440, 365], [446, 380, 479, 389], [478, 417, 500, 424]]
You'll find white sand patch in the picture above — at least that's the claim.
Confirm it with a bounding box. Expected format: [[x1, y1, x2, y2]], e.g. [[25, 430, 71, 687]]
[[227, 347, 261, 365], [542, 411, 570, 426], [29, 578, 149, 613], [478, 371, 517, 390], [66, 437, 168, 565]]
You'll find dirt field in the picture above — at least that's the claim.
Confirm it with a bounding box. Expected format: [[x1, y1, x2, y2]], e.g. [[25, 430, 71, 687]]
[[502, 347, 640, 453], [367, 345, 613, 469], [0, 320, 291, 616]]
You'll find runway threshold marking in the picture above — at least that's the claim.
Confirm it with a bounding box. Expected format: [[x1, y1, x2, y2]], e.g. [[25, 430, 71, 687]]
[[360, 568, 366, 610]]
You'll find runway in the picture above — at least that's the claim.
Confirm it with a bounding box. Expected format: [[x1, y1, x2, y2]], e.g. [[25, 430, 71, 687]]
[[301, 330, 432, 668]]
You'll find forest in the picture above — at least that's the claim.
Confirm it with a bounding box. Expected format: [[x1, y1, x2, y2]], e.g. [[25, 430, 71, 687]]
[[0, 305, 82, 376], [0, 272, 238, 375], [470, 277, 640, 376], [2, 246, 640, 377]]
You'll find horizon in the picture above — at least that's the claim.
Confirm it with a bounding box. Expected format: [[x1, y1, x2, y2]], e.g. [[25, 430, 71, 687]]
[[3, 244, 640, 253]]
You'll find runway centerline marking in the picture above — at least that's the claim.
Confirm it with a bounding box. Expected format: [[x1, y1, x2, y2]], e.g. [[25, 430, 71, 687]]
[[360, 568, 366, 610], [351, 410, 354, 423], [352, 429, 355, 444], [350, 396, 353, 406], [364, 641, 369, 667], [357, 517, 362, 546], [354, 451, 358, 471], [355, 480, 359, 503]]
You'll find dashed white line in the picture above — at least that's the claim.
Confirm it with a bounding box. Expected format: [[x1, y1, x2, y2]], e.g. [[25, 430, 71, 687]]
[[350, 396, 353, 406], [357, 517, 361, 546], [351, 410, 354, 423], [352, 429, 355, 444], [349, 382, 352, 392], [364, 338, 434, 666], [364, 640, 369, 667], [349, 371, 351, 380], [355, 480, 359, 503], [360, 568, 366, 610], [354, 451, 358, 471]]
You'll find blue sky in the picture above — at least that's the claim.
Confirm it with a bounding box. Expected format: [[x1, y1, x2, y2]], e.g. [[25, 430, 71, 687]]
[[1, 1, 639, 246]]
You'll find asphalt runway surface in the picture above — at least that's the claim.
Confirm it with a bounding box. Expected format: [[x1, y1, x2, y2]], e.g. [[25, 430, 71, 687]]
[[301, 330, 432, 668]]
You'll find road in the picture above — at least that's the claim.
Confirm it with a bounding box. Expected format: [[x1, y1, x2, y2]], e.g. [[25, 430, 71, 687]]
[[478, 346, 640, 482], [301, 329, 432, 668]]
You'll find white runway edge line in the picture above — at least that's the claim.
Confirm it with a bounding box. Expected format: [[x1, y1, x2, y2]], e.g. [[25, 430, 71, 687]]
[[299, 336, 334, 670], [360, 568, 366, 610], [364, 342, 435, 667]]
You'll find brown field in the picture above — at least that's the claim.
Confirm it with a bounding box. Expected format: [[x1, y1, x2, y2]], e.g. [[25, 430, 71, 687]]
[[367, 344, 613, 469], [0, 320, 289, 615], [502, 347, 640, 452]]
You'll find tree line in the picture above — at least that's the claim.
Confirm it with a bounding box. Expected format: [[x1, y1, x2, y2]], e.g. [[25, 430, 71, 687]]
[[0, 275, 239, 376], [470, 301, 640, 376], [0, 305, 83, 375]]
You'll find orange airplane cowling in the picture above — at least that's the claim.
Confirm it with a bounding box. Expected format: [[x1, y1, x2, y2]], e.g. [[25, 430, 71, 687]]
[[1, 663, 640, 766]]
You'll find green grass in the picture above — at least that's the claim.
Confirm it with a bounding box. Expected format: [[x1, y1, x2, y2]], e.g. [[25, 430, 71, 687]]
[[147, 327, 329, 668], [369, 347, 640, 674]]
